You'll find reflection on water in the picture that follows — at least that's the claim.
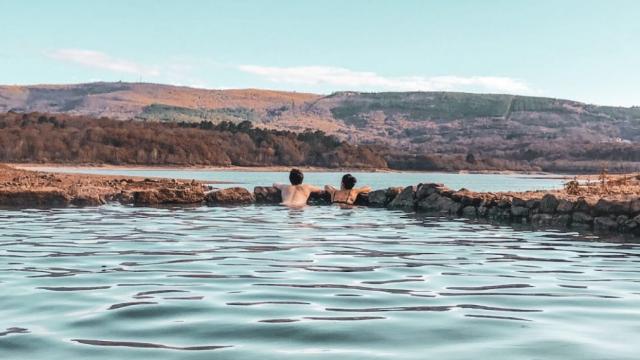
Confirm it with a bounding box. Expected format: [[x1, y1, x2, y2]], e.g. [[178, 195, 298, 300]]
[[1, 205, 639, 360]]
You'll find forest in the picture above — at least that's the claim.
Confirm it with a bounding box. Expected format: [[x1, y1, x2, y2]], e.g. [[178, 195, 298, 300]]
[[2, 111, 640, 173], [0, 112, 386, 168]]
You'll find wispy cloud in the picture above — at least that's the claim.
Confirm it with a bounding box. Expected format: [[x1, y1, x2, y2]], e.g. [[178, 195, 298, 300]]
[[238, 65, 531, 94], [47, 49, 160, 77]]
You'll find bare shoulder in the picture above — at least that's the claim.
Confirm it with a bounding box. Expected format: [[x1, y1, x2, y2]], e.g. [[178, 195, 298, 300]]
[[273, 183, 287, 190], [304, 184, 322, 193]]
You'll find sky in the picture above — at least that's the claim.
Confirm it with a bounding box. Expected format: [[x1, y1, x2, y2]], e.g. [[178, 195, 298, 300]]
[[1, 0, 639, 106]]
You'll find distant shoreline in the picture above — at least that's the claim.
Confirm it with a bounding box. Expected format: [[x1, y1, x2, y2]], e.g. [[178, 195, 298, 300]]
[[10, 163, 570, 177], [12, 163, 395, 173], [8, 163, 570, 178]]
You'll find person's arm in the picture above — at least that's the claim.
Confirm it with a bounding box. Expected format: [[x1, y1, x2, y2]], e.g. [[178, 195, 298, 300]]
[[355, 186, 372, 194], [305, 184, 323, 193], [324, 185, 337, 194], [273, 183, 285, 190]]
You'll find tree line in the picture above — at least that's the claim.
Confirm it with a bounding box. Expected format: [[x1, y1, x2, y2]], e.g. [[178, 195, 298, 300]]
[[2, 112, 639, 173], [0, 112, 386, 168]]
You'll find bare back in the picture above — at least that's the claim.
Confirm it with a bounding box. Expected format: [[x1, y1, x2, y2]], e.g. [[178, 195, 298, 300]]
[[274, 183, 321, 207], [325, 185, 371, 205]]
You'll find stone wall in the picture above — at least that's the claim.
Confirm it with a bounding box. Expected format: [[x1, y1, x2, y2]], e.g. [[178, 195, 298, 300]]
[[229, 184, 640, 237], [3, 174, 640, 237]]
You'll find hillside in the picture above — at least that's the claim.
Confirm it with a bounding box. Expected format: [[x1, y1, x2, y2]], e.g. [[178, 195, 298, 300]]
[[2, 82, 640, 172], [0, 82, 320, 118]]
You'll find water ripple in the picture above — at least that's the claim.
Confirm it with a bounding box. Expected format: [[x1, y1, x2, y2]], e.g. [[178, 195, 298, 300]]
[[1, 205, 639, 359]]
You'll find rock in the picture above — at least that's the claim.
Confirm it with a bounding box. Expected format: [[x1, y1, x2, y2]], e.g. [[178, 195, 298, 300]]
[[387, 186, 417, 209], [354, 192, 369, 206], [443, 199, 464, 216], [487, 206, 500, 218], [553, 214, 572, 227], [531, 213, 554, 226], [206, 187, 254, 205], [133, 187, 206, 205], [0, 189, 70, 207], [556, 199, 574, 213], [451, 190, 483, 206], [480, 198, 498, 208], [416, 193, 460, 215], [531, 213, 570, 227], [525, 198, 540, 209], [367, 190, 387, 206], [495, 209, 512, 221], [477, 205, 489, 217], [594, 198, 631, 216], [71, 193, 106, 206], [510, 206, 529, 217], [415, 183, 446, 200], [512, 197, 527, 207], [573, 197, 595, 213], [114, 191, 134, 204], [369, 187, 403, 207], [131, 190, 161, 205], [497, 196, 512, 209], [308, 191, 331, 205], [572, 212, 593, 224], [617, 215, 629, 226], [623, 219, 639, 233], [254, 186, 281, 204], [461, 206, 477, 218], [539, 194, 559, 213], [630, 198, 640, 214], [625, 214, 640, 234], [593, 216, 618, 232]]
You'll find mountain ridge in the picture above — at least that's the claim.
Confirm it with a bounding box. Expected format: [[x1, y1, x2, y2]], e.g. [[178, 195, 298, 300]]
[[3, 82, 640, 173]]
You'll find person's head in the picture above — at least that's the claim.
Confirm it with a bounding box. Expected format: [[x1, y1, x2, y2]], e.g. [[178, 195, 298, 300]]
[[341, 174, 357, 190], [289, 168, 304, 185]]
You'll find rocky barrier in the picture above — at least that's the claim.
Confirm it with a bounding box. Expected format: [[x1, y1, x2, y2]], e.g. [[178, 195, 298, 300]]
[[253, 184, 640, 236], [3, 165, 640, 237], [0, 164, 209, 207]]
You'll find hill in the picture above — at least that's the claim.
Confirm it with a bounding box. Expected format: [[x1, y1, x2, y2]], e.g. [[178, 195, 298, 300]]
[[2, 82, 640, 172]]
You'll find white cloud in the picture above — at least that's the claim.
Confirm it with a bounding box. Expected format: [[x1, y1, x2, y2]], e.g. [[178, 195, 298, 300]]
[[47, 49, 160, 77], [237, 65, 531, 94]]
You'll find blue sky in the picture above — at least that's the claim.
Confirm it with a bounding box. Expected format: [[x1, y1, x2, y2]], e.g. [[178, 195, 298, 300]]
[[1, 0, 639, 106]]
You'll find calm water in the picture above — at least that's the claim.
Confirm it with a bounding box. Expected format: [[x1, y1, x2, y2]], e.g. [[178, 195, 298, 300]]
[[1, 171, 639, 360], [29, 167, 566, 192]]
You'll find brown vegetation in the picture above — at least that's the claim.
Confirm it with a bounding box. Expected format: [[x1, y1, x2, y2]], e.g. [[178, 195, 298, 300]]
[[0, 112, 386, 168]]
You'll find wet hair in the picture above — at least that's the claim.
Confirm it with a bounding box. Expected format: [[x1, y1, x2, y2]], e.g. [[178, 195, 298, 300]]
[[289, 168, 304, 185], [341, 174, 357, 190]]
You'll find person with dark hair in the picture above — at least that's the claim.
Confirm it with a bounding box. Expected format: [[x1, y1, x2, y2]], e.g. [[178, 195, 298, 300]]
[[273, 168, 321, 207], [325, 173, 371, 205]]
